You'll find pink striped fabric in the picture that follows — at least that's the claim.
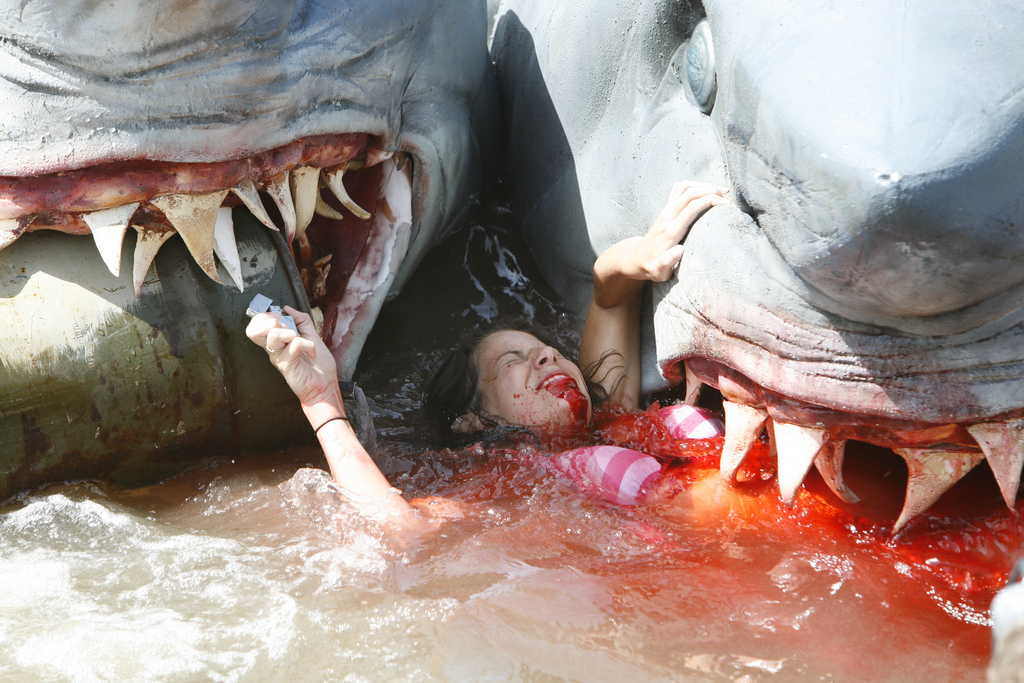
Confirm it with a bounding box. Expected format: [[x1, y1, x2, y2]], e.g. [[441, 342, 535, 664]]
[[657, 404, 724, 440], [547, 446, 662, 506]]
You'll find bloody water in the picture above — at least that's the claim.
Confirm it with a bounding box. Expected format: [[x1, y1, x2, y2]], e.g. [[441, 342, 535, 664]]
[[0, 204, 1018, 681]]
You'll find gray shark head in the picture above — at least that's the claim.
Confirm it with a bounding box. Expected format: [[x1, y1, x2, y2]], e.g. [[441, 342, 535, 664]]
[[491, 0, 1024, 529], [1, 0, 499, 376]]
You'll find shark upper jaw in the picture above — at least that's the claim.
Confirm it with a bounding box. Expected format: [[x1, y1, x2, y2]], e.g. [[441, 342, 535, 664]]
[[0, 132, 416, 379]]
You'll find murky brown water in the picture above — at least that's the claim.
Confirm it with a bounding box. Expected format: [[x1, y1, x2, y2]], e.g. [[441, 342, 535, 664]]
[[0, 205, 1011, 681]]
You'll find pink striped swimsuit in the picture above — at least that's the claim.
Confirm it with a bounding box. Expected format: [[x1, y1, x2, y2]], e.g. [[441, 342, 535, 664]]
[[541, 405, 724, 506]]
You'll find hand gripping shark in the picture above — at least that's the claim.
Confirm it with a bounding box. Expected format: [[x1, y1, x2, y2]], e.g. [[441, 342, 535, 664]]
[[490, 0, 1024, 531], [0, 0, 497, 495]]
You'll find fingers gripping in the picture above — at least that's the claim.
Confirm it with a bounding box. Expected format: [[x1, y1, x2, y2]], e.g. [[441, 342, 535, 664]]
[[639, 182, 729, 281], [246, 312, 314, 359]]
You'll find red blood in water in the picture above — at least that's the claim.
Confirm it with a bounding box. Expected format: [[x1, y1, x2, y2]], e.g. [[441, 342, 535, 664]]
[[455, 405, 1024, 596]]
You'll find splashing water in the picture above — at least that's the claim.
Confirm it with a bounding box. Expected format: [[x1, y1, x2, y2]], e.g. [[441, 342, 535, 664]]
[[1, 204, 1016, 682]]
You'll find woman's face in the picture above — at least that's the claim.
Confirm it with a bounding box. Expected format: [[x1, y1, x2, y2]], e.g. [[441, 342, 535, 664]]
[[471, 330, 592, 428]]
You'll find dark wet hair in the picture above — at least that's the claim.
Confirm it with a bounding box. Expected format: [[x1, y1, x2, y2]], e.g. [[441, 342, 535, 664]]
[[422, 317, 613, 445]]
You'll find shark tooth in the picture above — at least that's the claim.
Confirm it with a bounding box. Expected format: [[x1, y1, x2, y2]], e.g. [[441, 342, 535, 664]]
[[967, 419, 1024, 510], [212, 207, 244, 291], [720, 400, 769, 479], [310, 306, 324, 335], [683, 362, 703, 406], [766, 418, 779, 461], [131, 224, 176, 296], [0, 216, 32, 250], [83, 202, 139, 277], [265, 171, 297, 242], [296, 230, 312, 262], [772, 422, 828, 504], [892, 447, 987, 534], [290, 166, 320, 238], [150, 191, 228, 283], [814, 438, 860, 504], [314, 193, 346, 220], [365, 147, 394, 167], [230, 179, 277, 232], [323, 166, 371, 220]]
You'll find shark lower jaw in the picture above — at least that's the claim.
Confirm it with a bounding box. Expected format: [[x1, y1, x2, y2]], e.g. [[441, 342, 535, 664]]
[[675, 356, 1023, 534], [0, 133, 416, 377]]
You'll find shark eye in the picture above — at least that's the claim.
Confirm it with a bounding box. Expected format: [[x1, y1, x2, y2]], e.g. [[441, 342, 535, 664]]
[[685, 19, 717, 114]]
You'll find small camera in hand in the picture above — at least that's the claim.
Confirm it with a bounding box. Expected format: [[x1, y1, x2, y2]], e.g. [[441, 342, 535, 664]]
[[245, 293, 298, 334]]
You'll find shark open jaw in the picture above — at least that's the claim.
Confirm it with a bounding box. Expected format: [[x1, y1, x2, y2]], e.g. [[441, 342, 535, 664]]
[[0, 132, 414, 378], [676, 356, 1024, 534]]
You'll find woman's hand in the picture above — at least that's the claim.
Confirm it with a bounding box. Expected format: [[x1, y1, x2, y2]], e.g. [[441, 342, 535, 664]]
[[610, 180, 729, 285], [369, 495, 468, 551], [245, 306, 341, 410]]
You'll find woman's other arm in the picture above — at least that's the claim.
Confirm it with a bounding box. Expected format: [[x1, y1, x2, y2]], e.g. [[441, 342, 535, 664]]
[[245, 307, 416, 523]]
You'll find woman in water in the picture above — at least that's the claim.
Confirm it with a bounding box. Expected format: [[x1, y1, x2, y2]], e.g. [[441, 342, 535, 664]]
[[247, 181, 728, 520], [421, 182, 729, 504]]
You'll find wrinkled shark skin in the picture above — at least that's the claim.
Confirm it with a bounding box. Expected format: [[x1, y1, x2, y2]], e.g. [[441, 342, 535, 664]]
[[490, 0, 1024, 529], [0, 0, 498, 495]]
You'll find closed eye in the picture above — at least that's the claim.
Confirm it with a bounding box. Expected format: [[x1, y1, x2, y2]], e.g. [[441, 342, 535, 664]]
[[494, 350, 526, 369]]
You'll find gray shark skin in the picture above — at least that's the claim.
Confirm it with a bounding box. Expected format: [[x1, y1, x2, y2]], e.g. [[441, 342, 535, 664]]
[[0, 0, 498, 495], [490, 0, 1024, 528], [1, 0, 498, 307]]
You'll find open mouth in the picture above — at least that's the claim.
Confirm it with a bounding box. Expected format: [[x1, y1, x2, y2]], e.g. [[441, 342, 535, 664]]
[[0, 133, 413, 377], [538, 373, 577, 393], [539, 374, 589, 424], [675, 356, 1023, 533]]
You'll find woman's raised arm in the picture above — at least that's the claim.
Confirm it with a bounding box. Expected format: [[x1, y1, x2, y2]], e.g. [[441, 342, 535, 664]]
[[579, 181, 728, 408]]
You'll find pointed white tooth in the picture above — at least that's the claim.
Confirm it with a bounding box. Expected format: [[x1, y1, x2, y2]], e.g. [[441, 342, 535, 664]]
[[968, 419, 1024, 510], [265, 171, 297, 242], [314, 193, 346, 220], [296, 230, 312, 262], [230, 179, 277, 232], [131, 224, 175, 297], [683, 362, 703, 406], [365, 147, 394, 167], [290, 166, 319, 238], [150, 191, 228, 283], [310, 306, 324, 336], [720, 401, 769, 479], [814, 438, 860, 504], [323, 166, 371, 220], [82, 202, 139, 277], [772, 422, 828, 504], [212, 207, 244, 292], [0, 216, 31, 250], [892, 447, 986, 534]]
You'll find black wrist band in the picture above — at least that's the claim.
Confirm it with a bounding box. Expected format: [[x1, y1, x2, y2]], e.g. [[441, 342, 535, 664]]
[[314, 416, 349, 435]]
